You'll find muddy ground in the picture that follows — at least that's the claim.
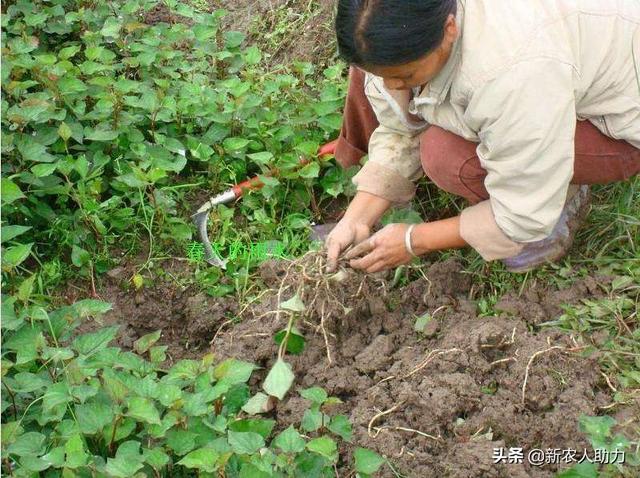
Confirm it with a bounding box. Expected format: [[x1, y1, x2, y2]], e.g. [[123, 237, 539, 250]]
[[143, 0, 337, 68], [74, 253, 636, 478]]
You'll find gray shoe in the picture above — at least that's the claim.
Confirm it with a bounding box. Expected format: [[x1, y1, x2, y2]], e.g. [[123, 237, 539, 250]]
[[502, 185, 591, 273]]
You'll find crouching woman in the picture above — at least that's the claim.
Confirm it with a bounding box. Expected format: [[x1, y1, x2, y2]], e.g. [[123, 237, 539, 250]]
[[325, 0, 640, 273]]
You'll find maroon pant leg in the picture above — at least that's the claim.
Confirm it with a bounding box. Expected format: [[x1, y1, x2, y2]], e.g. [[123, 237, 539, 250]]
[[334, 66, 379, 168], [419, 123, 640, 204]]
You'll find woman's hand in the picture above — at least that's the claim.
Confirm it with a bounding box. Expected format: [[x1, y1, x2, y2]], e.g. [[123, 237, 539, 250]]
[[344, 223, 416, 273], [324, 191, 392, 272], [325, 218, 371, 272]]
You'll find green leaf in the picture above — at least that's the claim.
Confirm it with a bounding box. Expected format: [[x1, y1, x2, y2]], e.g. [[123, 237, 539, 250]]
[[72, 326, 119, 356], [579, 415, 615, 448], [42, 446, 65, 467], [354, 447, 386, 475], [134, 330, 161, 354], [224, 31, 246, 48], [274, 328, 306, 355], [414, 313, 432, 333], [58, 122, 72, 141], [263, 358, 294, 400], [273, 426, 305, 454], [1, 421, 23, 448], [76, 401, 115, 434], [312, 101, 340, 117], [106, 441, 145, 477], [244, 46, 262, 65], [25, 11, 49, 26], [229, 419, 275, 440], [102, 369, 129, 403], [3, 325, 44, 365], [58, 45, 81, 60], [177, 447, 220, 473], [166, 429, 198, 455], [64, 434, 88, 468], [71, 245, 91, 267], [298, 162, 320, 179], [31, 163, 57, 177], [300, 387, 327, 404], [318, 113, 343, 130], [222, 383, 250, 414], [18, 275, 36, 302], [186, 389, 218, 417], [58, 75, 88, 95], [19, 455, 50, 472], [239, 463, 271, 478], [101, 17, 122, 37], [242, 392, 272, 415], [149, 145, 186, 173], [17, 140, 55, 162], [2, 243, 33, 270], [168, 359, 200, 380], [213, 358, 256, 385], [73, 299, 112, 318], [1, 225, 31, 243], [295, 141, 319, 157], [143, 447, 170, 470], [227, 430, 265, 454], [154, 384, 180, 408], [280, 293, 305, 312], [1, 179, 25, 204], [126, 397, 161, 425], [193, 24, 217, 42], [306, 436, 337, 462], [328, 414, 353, 441], [149, 345, 167, 364], [223, 137, 250, 151], [7, 432, 46, 456], [43, 382, 71, 413], [294, 452, 328, 477], [12, 372, 50, 393], [85, 127, 119, 141], [247, 151, 274, 164], [301, 407, 328, 433], [1, 297, 20, 330]]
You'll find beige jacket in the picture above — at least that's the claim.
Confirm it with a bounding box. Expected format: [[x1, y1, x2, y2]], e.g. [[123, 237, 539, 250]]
[[353, 0, 640, 260]]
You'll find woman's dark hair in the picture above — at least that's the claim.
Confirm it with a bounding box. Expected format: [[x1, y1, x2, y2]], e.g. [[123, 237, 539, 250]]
[[336, 0, 457, 66]]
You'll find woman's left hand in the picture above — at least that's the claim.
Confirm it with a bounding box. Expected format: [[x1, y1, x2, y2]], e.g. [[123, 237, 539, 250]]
[[344, 223, 417, 273]]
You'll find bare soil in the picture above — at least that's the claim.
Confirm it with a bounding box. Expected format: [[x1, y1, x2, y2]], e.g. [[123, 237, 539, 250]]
[[216, 0, 337, 67], [76, 253, 636, 477], [142, 0, 338, 68], [208, 254, 625, 477]]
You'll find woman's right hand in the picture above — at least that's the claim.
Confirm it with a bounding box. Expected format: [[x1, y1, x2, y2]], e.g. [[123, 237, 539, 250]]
[[325, 218, 372, 272]]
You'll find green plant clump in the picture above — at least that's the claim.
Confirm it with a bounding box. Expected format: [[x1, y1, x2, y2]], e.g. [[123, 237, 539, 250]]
[[0, 296, 386, 477], [1, 0, 351, 290]]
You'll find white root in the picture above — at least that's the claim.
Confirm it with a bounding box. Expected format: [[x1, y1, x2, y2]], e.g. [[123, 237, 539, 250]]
[[373, 425, 441, 441], [404, 348, 463, 379], [521, 346, 564, 405], [367, 402, 405, 438]]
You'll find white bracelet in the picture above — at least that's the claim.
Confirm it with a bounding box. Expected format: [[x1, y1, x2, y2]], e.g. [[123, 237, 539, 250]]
[[404, 224, 419, 258]]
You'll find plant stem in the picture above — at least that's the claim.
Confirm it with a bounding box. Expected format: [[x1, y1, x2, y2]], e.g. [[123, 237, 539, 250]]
[[109, 415, 122, 455], [1, 381, 18, 420], [278, 313, 296, 360]]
